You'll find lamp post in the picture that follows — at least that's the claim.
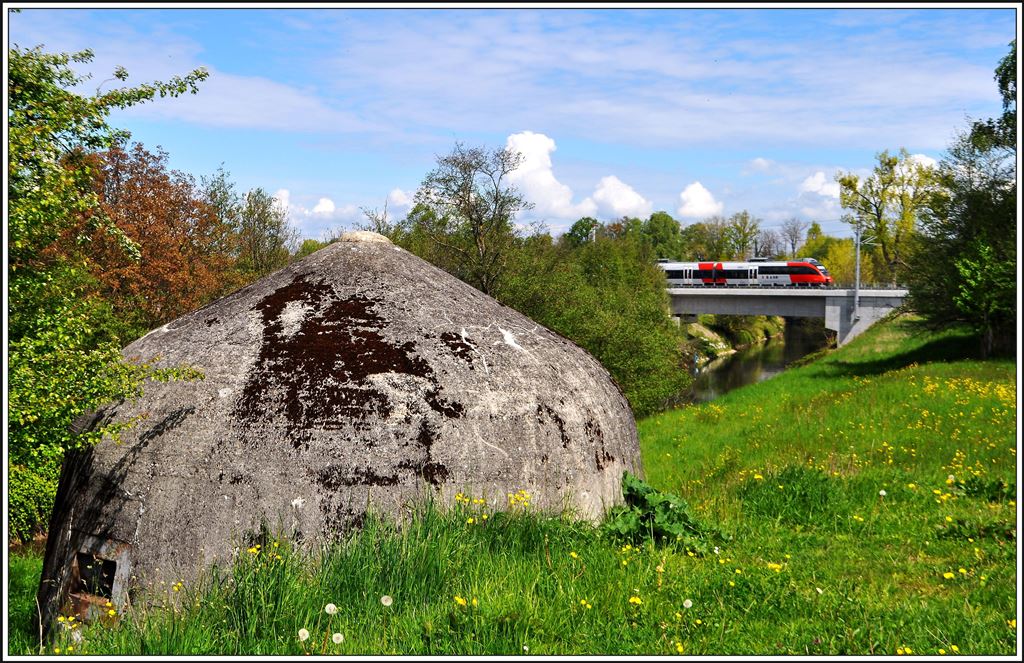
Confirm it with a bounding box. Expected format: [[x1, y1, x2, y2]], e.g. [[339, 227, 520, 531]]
[[853, 219, 862, 323]]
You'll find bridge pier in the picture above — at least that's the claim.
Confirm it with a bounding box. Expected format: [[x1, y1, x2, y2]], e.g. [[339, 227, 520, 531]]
[[668, 288, 907, 347]]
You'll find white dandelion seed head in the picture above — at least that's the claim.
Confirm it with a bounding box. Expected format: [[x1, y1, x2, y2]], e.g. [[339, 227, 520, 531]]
[[683, 599, 693, 609], [324, 603, 337, 615], [380, 595, 393, 607], [298, 628, 310, 642], [879, 489, 887, 497], [332, 632, 344, 644]]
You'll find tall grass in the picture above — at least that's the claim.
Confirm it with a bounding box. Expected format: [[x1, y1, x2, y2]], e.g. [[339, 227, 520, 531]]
[[7, 315, 1018, 656]]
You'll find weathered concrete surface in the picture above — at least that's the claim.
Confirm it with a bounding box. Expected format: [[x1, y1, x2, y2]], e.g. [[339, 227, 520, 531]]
[[36, 232, 641, 635]]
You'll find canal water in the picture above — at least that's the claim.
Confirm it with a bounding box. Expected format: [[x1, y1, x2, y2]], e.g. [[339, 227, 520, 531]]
[[685, 321, 830, 403]]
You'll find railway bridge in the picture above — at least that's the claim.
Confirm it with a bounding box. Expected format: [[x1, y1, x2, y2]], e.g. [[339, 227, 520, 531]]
[[667, 287, 908, 346]]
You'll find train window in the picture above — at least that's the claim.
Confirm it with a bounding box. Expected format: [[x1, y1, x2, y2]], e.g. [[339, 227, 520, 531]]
[[666, 270, 685, 279]]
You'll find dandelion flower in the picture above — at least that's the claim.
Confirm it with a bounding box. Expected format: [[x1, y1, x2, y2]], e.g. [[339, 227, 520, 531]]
[[380, 595, 393, 607], [325, 603, 338, 615], [332, 633, 344, 644], [107, 609, 116, 617], [569, 551, 579, 559], [943, 572, 955, 579], [298, 628, 310, 642], [939, 649, 946, 655], [629, 596, 643, 605], [683, 599, 693, 609], [454, 595, 467, 607]]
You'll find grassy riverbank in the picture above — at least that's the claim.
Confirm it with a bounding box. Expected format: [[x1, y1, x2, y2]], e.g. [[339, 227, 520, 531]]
[[7, 314, 1018, 656]]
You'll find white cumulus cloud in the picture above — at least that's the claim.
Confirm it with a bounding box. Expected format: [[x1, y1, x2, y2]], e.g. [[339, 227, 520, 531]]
[[590, 175, 652, 219], [312, 197, 336, 215], [677, 182, 723, 219], [799, 171, 840, 198], [506, 131, 597, 219], [387, 188, 412, 208], [749, 157, 775, 171]]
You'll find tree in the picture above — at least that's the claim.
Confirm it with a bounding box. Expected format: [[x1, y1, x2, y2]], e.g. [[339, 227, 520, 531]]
[[236, 187, 299, 279], [753, 228, 783, 258], [200, 164, 243, 257], [562, 216, 600, 248], [837, 148, 938, 285], [642, 211, 684, 259], [906, 40, 1015, 356], [970, 39, 1016, 151], [90, 142, 236, 338], [7, 44, 207, 541], [727, 210, 761, 259], [780, 217, 810, 257], [412, 143, 533, 296]]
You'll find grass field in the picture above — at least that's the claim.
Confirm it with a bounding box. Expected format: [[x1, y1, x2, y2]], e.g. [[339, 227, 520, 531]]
[[6, 314, 1019, 656]]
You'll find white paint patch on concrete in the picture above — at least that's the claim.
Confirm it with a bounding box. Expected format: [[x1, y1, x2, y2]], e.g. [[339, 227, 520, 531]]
[[498, 327, 524, 351], [279, 300, 310, 338], [141, 323, 172, 340]]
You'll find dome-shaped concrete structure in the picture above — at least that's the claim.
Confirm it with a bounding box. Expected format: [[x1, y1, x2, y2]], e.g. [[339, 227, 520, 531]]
[[37, 232, 642, 630]]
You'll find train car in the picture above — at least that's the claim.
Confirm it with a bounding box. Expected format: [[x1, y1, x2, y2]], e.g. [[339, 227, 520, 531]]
[[656, 259, 833, 287]]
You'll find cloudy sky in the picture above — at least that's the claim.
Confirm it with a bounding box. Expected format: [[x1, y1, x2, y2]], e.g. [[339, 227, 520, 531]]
[[7, 4, 1017, 240]]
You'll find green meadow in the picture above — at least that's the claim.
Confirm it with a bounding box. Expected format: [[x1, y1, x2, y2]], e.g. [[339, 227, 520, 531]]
[[7, 314, 1018, 656]]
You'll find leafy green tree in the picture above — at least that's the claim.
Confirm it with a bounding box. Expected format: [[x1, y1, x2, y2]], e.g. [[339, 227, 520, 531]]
[[906, 40, 1015, 356], [413, 142, 533, 296], [236, 187, 299, 279], [500, 234, 690, 417], [642, 211, 684, 260], [837, 148, 938, 285], [7, 44, 208, 541], [969, 39, 1016, 151], [562, 216, 600, 248]]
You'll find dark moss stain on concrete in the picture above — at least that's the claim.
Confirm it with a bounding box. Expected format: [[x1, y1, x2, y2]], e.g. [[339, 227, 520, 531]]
[[585, 417, 615, 470], [440, 331, 475, 367], [537, 403, 570, 449], [233, 274, 464, 450]]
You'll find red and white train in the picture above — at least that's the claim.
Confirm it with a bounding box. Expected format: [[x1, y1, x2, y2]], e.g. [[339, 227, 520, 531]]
[[657, 258, 834, 287]]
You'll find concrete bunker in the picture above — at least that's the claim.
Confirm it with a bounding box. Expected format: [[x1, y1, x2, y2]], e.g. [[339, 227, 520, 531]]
[[36, 231, 643, 637]]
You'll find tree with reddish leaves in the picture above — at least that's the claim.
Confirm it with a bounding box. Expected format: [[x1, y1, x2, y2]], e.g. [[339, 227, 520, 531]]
[[90, 142, 238, 338]]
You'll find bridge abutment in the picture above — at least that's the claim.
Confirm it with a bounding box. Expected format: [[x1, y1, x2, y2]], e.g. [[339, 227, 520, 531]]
[[668, 288, 907, 347]]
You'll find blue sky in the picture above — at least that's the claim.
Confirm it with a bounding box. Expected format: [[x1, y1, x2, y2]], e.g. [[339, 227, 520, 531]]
[[7, 4, 1018, 240]]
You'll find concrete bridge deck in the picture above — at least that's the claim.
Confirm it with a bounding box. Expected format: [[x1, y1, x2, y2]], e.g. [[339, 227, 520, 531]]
[[667, 287, 908, 346]]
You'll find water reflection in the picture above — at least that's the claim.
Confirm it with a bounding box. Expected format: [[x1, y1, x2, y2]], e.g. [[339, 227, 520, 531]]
[[686, 323, 829, 403]]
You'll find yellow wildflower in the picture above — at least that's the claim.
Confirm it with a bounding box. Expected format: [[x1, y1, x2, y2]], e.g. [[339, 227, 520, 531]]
[[628, 596, 643, 605], [454, 595, 467, 607]]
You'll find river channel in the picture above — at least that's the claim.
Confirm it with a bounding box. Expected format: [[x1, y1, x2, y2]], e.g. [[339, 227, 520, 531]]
[[685, 321, 831, 403]]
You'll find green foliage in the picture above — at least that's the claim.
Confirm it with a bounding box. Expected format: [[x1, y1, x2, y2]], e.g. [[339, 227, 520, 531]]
[[601, 472, 721, 551], [7, 44, 208, 542], [500, 233, 691, 417], [236, 187, 298, 279], [906, 41, 1016, 357], [836, 148, 939, 285], [7, 461, 61, 544], [411, 143, 533, 295], [738, 466, 836, 526]]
